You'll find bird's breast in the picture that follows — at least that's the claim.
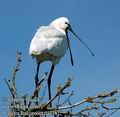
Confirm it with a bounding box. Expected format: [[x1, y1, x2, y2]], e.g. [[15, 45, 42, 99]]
[[47, 36, 68, 57]]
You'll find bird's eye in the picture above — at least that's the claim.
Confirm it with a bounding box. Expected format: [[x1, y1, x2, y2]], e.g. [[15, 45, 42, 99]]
[[65, 22, 68, 24]]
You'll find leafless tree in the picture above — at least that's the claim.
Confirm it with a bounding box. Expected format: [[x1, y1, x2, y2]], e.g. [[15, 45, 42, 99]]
[[4, 52, 120, 117]]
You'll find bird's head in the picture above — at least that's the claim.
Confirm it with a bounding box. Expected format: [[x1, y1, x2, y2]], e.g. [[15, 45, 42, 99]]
[[49, 17, 70, 34], [50, 17, 94, 59]]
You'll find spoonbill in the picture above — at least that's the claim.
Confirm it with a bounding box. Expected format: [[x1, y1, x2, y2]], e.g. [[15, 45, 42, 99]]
[[29, 17, 94, 106]]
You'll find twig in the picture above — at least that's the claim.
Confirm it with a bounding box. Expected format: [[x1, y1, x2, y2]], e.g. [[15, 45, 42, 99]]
[[56, 84, 61, 107], [58, 98, 87, 110], [39, 86, 47, 104], [4, 78, 15, 98], [6, 51, 22, 117], [59, 91, 74, 107], [108, 107, 120, 116], [28, 72, 47, 107], [57, 89, 120, 110], [12, 51, 22, 90]]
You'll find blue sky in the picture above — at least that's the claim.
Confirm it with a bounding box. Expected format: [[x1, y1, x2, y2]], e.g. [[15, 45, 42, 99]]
[[1, 0, 120, 116]]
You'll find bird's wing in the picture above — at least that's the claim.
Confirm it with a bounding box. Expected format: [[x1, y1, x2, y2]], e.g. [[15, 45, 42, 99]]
[[29, 26, 65, 56], [37, 26, 64, 38]]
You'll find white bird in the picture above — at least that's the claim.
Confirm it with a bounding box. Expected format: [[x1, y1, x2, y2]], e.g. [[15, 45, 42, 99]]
[[29, 17, 94, 106]]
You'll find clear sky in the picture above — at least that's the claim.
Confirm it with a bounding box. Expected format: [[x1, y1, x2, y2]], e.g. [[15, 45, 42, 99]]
[[0, 0, 120, 116]]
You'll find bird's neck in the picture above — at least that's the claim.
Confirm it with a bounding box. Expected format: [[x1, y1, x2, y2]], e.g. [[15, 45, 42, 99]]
[[50, 25, 66, 35]]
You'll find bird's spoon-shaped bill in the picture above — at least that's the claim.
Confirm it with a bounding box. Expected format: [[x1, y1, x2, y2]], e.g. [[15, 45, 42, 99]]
[[67, 24, 94, 57]]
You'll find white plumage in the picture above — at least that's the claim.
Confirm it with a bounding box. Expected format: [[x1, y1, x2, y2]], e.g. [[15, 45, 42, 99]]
[[29, 17, 69, 65]]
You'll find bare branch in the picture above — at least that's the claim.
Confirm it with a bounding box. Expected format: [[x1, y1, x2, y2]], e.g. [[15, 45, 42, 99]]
[[12, 51, 22, 90], [4, 52, 120, 117]]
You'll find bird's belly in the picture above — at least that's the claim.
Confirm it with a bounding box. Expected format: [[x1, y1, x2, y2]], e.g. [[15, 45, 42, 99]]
[[35, 52, 55, 63]]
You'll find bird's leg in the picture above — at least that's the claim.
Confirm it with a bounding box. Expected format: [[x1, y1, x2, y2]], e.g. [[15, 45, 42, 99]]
[[35, 63, 40, 88], [47, 64, 55, 107], [35, 63, 40, 99]]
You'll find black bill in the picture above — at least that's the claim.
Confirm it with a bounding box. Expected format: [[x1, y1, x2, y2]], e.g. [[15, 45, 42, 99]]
[[66, 31, 74, 66], [67, 24, 94, 57]]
